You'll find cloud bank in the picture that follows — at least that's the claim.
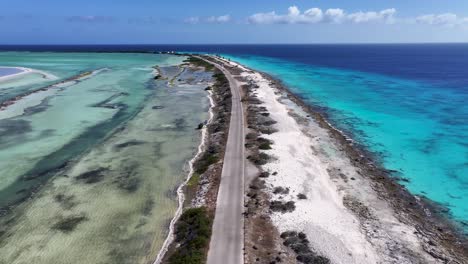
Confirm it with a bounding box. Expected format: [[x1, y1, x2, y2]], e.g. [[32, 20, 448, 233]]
[[246, 6, 468, 28], [416, 13, 468, 27], [184, 15, 231, 24], [248, 6, 396, 24], [66, 16, 115, 23]]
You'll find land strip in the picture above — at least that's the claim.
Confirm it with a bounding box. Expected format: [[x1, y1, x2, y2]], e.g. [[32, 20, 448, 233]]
[[197, 56, 246, 264], [158, 56, 233, 264]]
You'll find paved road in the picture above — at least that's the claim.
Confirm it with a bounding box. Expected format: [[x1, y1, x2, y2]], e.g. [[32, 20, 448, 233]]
[[199, 56, 245, 264]]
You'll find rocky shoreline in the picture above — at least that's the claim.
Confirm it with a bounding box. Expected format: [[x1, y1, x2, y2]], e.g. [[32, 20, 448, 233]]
[[263, 73, 468, 263]]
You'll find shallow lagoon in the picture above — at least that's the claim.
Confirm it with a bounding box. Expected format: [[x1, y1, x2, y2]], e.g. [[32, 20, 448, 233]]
[[0, 53, 211, 263]]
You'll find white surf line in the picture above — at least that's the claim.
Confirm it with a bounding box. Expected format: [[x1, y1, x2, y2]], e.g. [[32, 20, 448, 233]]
[[0, 66, 58, 82], [153, 88, 215, 264]]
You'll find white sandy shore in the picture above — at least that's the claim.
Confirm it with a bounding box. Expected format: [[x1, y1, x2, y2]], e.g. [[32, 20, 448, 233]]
[[0, 68, 106, 120], [0, 66, 57, 83], [217, 57, 441, 264]]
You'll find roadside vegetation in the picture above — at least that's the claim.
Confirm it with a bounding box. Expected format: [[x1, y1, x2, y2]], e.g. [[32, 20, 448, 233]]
[[164, 56, 231, 263], [168, 207, 212, 264], [194, 152, 219, 175], [184, 57, 215, 71], [281, 231, 330, 264]]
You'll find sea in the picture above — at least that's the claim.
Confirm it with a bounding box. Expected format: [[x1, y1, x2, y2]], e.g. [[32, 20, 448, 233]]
[[10, 44, 463, 229], [0, 44, 466, 251], [194, 44, 468, 230], [215, 45, 468, 231], [0, 51, 211, 263]]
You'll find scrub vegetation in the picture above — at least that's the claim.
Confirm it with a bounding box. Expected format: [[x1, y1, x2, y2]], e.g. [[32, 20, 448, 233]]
[[164, 56, 231, 263], [281, 231, 330, 264], [184, 57, 215, 71], [168, 207, 212, 264]]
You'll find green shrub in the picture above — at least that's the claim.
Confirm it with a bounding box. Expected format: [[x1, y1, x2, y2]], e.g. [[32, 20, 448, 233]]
[[187, 173, 200, 187], [259, 142, 272, 150], [194, 153, 219, 174], [185, 57, 215, 71], [168, 207, 212, 264]]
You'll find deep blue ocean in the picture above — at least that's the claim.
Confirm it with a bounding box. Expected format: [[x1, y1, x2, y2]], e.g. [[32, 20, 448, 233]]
[[1, 44, 467, 229]]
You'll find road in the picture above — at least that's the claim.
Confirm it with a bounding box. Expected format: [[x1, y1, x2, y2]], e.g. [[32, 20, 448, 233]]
[[199, 56, 245, 264]]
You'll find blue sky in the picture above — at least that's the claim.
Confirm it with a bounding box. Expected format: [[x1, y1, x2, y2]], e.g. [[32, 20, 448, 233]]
[[1, 0, 468, 44]]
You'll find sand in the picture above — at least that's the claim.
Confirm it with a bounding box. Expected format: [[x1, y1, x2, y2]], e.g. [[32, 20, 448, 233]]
[[0, 66, 56, 83], [0, 68, 106, 120]]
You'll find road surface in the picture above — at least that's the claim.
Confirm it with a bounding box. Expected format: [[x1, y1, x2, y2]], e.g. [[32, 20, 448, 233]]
[[199, 56, 245, 264]]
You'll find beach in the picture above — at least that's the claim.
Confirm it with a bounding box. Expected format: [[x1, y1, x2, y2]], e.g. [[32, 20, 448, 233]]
[[0, 66, 56, 83], [0, 67, 28, 82], [211, 56, 467, 264]]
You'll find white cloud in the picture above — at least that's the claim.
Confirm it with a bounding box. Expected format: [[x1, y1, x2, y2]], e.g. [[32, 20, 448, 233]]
[[415, 13, 468, 27], [206, 15, 231, 23], [185, 15, 231, 24], [325, 8, 345, 24], [186, 7, 468, 29], [289, 6, 300, 17], [248, 6, 397, 25], [248, 6, 323, 24], [248, 11, 280, 24], [184, 16, 200, 24], [67, 16, 115, 23], [303, 8, 323, 23], [347, 8, 396, 24]]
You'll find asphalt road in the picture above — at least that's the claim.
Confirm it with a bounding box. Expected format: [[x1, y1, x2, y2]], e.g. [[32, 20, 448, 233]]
[[200, 56, 245, 264]]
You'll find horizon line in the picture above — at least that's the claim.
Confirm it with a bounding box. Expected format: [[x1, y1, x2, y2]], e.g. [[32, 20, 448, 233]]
[[1, 42, 468, 46]]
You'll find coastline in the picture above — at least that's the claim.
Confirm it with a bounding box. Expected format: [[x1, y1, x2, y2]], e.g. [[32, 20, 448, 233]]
[[0, 57, 213, 264], [214, 56, 467, 263], [0, 67, 29, 82], [264, 70, 468, 255], [0, 66, 56, 83], [1, 51, 465, 263], [0, 69, 98, 114], [154, 57, 232, 263], [153, 87, 216, 264]]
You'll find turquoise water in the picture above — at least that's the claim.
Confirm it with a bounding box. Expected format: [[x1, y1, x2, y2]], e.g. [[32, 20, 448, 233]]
[[225, 54, 468, 228], [0, 52, 211, 263], [0, 52, 181, 208]]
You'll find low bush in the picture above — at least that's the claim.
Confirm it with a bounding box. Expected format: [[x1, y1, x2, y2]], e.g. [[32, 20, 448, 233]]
[[194, 153, 219, 175], [280, 231, 331, 264], [273, 186, 290, 195], [247, 152, 271, 165], [187, 173, 200, 187], [257, 137, 273, 150], [168, 207, 212, 264], [270, 200, 296, 213], [185, 57, 214, 71]]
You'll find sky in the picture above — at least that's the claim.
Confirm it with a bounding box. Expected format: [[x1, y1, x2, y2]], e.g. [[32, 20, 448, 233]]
[[1, 0, 468, 44]]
